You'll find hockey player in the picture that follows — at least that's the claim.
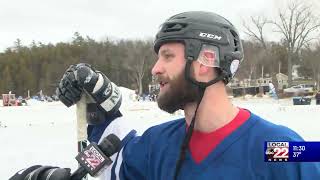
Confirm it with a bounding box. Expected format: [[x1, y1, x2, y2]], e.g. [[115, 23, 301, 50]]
[[11, 11, 320, 180], [9, 63, 126, 180]]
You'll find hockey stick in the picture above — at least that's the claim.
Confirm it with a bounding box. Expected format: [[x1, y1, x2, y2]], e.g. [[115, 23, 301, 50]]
[[76, 92, 88, 180]]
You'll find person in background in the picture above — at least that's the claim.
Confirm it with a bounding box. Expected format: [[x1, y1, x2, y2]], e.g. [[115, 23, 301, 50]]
[[315, 90, 320, 105]]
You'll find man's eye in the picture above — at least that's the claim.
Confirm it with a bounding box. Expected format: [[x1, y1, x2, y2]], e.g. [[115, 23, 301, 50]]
[[164, 54, 173, 59]]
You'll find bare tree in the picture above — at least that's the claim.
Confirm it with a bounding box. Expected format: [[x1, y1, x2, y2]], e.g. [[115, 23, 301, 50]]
[[122, 40, 155, 95], [240, 41, 265, 81], [272, 0, 320, 86], [301, 42, 320, 90], [243, 15, 269, 49], [242, 15, 279, 89]]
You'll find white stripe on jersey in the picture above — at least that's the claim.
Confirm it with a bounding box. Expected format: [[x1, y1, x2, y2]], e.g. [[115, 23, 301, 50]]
[[95, 116, 134, 180], [114, 148, 124, 180]]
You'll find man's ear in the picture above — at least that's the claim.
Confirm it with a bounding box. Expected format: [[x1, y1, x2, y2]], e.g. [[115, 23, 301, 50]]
[[190, 61, 212, 83], [198, 63, 211, 76]]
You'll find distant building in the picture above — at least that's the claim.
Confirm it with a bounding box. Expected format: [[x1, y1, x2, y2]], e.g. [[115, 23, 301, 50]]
[[229, 77, 272, 88], [256, 77, 272, 87], [229, 73, 288, 89], [276, 73, 288, 89], [228, 78, 241, 88]]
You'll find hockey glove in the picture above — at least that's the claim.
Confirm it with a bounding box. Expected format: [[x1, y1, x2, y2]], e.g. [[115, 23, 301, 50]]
[[9, 165, 71, 180], [56, 63, 122, 121], [56, 64, 82, 107]]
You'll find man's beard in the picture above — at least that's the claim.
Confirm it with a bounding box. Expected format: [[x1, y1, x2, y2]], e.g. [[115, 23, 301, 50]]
[[156, 71, 200, 114]]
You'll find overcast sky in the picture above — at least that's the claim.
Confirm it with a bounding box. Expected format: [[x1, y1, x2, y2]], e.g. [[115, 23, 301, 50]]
[[0, 0, 319, 52]]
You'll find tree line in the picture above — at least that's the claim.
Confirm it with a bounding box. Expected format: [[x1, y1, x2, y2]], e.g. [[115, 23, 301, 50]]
[[0, 33, 156, 97]]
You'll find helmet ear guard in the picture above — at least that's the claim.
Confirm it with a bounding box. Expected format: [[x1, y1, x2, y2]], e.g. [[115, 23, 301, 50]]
[[184, 40, 242, 87], [197, 44, 220, 67]]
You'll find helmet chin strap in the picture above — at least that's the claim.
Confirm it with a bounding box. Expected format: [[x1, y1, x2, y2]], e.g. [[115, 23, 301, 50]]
[[174, 60, 225, 179], [174, 86, 203, 180]]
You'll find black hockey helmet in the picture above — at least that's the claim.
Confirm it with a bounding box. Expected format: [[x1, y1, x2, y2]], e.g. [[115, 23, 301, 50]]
[[154, 11, 244, 86]]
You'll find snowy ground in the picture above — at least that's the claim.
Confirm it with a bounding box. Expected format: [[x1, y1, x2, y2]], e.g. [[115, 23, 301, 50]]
[[1, 90, 319, 179]]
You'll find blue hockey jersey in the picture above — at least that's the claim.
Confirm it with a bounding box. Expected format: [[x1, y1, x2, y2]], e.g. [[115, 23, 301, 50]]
[[107, 112, 320, 180]]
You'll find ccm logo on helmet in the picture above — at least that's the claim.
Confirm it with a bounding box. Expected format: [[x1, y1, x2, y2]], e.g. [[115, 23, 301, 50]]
[[199, 32, 222, 40]]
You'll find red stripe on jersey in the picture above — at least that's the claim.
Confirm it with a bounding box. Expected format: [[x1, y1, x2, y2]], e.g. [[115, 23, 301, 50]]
[[189, 108, 250, 164]]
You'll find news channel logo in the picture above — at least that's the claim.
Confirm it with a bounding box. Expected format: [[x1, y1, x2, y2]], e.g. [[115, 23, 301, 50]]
[[265, 141, 289, 162]]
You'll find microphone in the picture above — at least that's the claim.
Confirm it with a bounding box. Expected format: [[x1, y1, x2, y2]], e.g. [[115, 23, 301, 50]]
[[71, 134, 121, 180]]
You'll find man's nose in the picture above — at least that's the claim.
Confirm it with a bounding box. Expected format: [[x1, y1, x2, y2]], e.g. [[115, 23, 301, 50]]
[[151, 59, 164, 76]]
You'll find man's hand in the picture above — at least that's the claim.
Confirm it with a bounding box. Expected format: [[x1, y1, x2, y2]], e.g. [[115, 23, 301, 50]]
[[56, 63, 122, 118], [9, 165, 71, 180], [56, 64, 84, 107]]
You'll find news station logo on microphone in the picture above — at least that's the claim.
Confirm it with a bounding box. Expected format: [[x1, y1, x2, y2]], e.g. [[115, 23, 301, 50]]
[[83, 146, 105, 169], [71, 134, 120, 179], [75, 143, 112, 176], [265, 142, 289, 162]]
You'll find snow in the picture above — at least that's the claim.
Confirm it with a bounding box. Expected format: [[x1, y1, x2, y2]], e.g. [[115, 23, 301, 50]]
[[1, 89, 320, 179]]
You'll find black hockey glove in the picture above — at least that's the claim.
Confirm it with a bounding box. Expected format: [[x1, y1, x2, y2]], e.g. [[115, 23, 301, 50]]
[[56, 64, 83, 107], [9, 165, 71, 180], [56, 63, 122, 123]]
